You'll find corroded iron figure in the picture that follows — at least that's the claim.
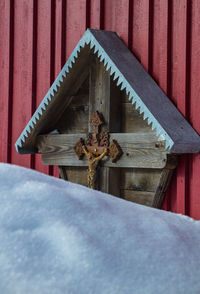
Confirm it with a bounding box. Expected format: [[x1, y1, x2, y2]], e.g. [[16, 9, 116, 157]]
[[82, 145, 107, 189], [74, 111, 122, 189]]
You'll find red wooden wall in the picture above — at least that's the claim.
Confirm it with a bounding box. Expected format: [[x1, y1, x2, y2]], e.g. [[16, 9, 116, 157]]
[[1, 0, 200, 219]]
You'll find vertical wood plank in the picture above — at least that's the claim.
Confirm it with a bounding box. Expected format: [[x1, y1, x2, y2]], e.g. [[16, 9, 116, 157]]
[[66, 0, 89, 59], [152, 0, 160, 84], [53, 0, 65, 178], [55, 0, 65, 75], [89, 57, 121, 196], [103, 0, 129, 194], [170, 0, 188, 214], [158, 0, 170, 95], [89, 58, 110, 131], [104, 0, 129, 45], [0, 0, 13, 163], [151, 0, 172, 211], [171, 0, 187, 114], [11, 0, 34, 168], [89, 58, 110, 193], [131, 0, 152, 71], [62, 0, 89, 182], [189, 0, 200, 219], [90, 0, 103, 29], [131, 0, 142, 61], [35, 0, 53, 174], [140, 0, 152, 72]]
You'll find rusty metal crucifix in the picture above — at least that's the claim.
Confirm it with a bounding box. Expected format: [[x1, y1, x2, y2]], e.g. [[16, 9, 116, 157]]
[[74, 111, 122, 189]]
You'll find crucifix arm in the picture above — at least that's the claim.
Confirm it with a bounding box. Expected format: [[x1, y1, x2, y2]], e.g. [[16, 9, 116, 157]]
[[82, 145, 107, 165], [91, 148, 107, 164], [81, 145, 91, 160]]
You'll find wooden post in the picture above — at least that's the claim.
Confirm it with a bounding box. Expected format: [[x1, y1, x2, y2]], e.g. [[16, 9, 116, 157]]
[[89, 56, 121, 196], [151, 155, 178, 208]]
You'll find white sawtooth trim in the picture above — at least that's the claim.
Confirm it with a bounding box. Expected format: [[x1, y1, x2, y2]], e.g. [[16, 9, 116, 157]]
[[15, 29, 174, 153]]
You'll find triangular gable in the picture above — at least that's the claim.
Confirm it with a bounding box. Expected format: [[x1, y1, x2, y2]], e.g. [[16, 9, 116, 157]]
[[15, 29, 200, 154]]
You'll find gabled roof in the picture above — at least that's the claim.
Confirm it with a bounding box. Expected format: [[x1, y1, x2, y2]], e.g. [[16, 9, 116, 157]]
[[15, 29, 200, 154]]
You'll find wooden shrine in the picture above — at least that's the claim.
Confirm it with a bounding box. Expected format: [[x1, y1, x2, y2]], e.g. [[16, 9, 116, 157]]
[[16, 29, 200, 208]]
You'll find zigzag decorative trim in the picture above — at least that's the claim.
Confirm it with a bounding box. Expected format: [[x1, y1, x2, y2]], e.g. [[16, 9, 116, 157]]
[[15, 29, 174, 153]]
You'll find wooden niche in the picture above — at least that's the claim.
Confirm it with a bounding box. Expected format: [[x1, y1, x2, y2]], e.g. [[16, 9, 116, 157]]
[[16, 29, 200, 209]]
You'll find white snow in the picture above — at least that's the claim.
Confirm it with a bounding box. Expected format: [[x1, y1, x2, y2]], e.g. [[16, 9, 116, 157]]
[[0, 163, 200, 294]]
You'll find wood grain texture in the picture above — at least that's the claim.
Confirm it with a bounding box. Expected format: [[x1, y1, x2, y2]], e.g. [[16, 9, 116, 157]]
[[34, 0, 52, 174], [171, 0, 188, 214], [152, 168, 174, 209], [55, 0, 65, 75], [90, 0, 103, 30], [66, 0, 88, 59], [53, 0, 66, 179], [189, 0, 200, 219], [1, 0, 200, 218], [88, 56, 121, 196], [120, 168, 161, 192], [0, 0, 12, 163], [120, 157, 177, 209], [120, 167, 161, 206], [104, 0, 129, 45], [11, 0, 34, 167], [131, 0, 142, 61], [89, 57, 110, 132], [153, 0, 171, 211], [100, 167, 121, 198], [139, 0, 151, 71], [62, 167, 88, 187], [36, 133, 167, 169], [121, 101, 156, 133], [57, 93, 89, 134], [89, 56, 110, 192]]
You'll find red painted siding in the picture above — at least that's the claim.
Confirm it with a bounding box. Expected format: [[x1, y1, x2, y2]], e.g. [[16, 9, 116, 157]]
[[0, 0, 200, 219]]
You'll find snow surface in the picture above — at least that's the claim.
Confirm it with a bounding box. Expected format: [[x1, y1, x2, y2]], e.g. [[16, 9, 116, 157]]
[[0, 163, 200, 294]]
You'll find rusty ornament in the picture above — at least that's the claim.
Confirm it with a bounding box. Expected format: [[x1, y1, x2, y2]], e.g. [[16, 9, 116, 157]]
[[74, 139, 84, 160], [90, 111, 103, 127], [89, 111, 103, 134], [108, 140, 123, 163], [74, 111, 122, 189]]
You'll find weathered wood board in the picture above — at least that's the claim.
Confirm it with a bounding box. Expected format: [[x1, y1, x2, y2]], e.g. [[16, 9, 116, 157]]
[[59, 166, 88, 186], [120, 168, 161, 206], [56, 78, 90, 188], [37, 133, 167, 169], [88, 56, 121, 195]]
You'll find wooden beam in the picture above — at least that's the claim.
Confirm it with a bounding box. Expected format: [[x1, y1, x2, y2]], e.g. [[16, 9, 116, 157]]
[[36, 133, 167, 169]]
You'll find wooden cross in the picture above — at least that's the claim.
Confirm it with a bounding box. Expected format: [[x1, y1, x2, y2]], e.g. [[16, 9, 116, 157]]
[[74, 111, 122, 189], [36, 57, 177, 207]]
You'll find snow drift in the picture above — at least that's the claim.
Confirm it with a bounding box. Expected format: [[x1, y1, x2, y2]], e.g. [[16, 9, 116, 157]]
[[0, 163, 200, 294]]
